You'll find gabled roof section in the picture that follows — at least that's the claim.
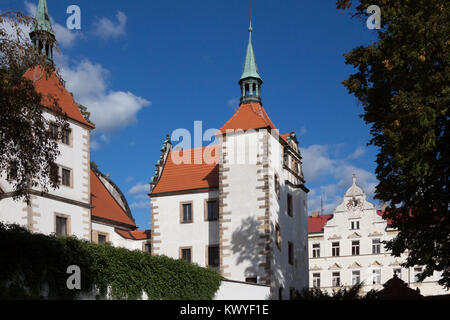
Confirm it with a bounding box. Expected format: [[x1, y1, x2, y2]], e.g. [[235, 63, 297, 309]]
[[308, 214, 333, 234], [91, 168, 136, 228], [115, 228, 151, 240], [219, 102, 277, 134], [23, 67, 95, 128], [151, 146, 219, 195]]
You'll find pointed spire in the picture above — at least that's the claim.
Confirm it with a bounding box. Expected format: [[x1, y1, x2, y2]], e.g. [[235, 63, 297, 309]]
[[240, 21, 261, 81], [32, 0, 54, 34]]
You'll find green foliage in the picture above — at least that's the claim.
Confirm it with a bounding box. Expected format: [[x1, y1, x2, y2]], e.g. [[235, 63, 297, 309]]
[[337, 0, 450, 288], [0, 223, 222, 300], [294, 282, 370, 300]]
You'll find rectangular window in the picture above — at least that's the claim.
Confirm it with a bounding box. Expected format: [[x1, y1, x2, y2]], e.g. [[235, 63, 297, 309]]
[[312, 243, 320, 258], [207, 245, 220, 267], [98, 234, 107, 244], [275, 174, 280, 199], [351, 220, 360, 230], [49, 123, 59, 139], [352, 270, 361, 285], [393, 268, 402, 280], [288, 242, 294, 265], [206, 200, 218, 221], [275, 224, 281, 250], [145, 244, 152, 254], [55, 216, 67, 236], [372, 238, 381, 254], [332, 272, 341, 287], [61, 168, 71, 187], [287, 194, 293, 217], [372, 269, 381, 284], [313, 273, 321, 288], [414, 267, 423, 282], [279, 287, 283, 300], [181, 248, 192, 263], [61, 128, 71, 145], [332, 242, 340, 257], [181, 203, 193, 223], [352, 240, 360, 256]]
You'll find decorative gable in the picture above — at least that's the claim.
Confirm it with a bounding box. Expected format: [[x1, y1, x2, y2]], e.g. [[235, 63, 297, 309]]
[[328, 263, 342, 270], [348, 261, 363, 269], [347, 232, 362, 239]]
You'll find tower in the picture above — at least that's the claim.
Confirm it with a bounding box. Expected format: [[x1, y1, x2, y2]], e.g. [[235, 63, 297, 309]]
[[29, 0, 55, 62], [239, 21, 263, 105]]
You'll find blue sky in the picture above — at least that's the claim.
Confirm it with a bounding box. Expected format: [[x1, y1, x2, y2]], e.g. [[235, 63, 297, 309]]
[[3, 0, 382, 230]]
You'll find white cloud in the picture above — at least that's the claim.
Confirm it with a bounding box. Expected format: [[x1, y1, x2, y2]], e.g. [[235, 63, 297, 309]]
[[128, 183, 150, 195], [130, 200, 150, 209], [347, 146, 367, 160], [301, 144, 378, 214], [59, 59, 151, 133], [94, 11, 127, 39]]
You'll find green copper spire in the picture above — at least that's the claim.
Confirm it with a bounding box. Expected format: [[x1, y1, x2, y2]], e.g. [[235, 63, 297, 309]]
[[32, 0, 54, 34], [30, 0, 55, 63], [240, 21, 261, 81], [239, 20, 263, 105]]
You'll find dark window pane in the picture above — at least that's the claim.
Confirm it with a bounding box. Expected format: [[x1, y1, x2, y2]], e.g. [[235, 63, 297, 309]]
[[56, 216, 67, 236], [207, 201, 218, 220], [183, 204, 192, 222], [145, 244, 151, 253], [62, 168, 71, 186], [62, 129, 70, 145], [208, 246, 219, 267], [50, 124, 59, 139], [182, 248, 191, 263], [98, 234, 106, 244]]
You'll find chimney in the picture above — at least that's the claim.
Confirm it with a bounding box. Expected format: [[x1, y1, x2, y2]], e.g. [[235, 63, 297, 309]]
[[105, 173, 110, 178], [312, 211, 320, 217], [381, 203, 387, 212]]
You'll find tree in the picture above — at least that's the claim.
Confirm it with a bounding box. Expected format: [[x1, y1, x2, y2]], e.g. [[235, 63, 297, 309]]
[[337, 0, 449, 288], [0, 12, 68, 202]]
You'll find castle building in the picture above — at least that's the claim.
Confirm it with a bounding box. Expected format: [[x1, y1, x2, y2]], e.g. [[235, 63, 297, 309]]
[[307, 175, 448, 296], [0, 0, 150, 251], [149, 21, 309, 299]]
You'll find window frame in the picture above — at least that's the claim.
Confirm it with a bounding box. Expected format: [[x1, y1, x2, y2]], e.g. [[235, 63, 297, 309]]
[[312, 243, 320, 258], [352, 240, 360, 256], [204, 199, 219, 221], [179, 247, 192, 263], [54, 213, 71, 237], [275, 224, 281, 250], [332, 242, 340, 257], [332, 272, 341, 287], [180, 201, 194, 224], [352, 270, 361, 285], [372, 238, 381, 254], [312, 273, 321, 288], [372, 269, 381, 285], [206, 244, 220, 268]]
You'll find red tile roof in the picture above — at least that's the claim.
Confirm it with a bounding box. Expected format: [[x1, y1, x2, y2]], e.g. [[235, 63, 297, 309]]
[[91, 169, 136, 228], [280, 133, 290, 142], [219, 102, 277, 134], [308, 214, 333, 233], [23, 67, 95, 128], [152, 146, 219, 194], [115, 228, 151, 240]]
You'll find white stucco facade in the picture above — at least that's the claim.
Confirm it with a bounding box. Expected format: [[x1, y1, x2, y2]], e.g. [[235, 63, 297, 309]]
[[0, 112, 92, 240], [308, 176, 448, 296], [151, 129, 309, 300]]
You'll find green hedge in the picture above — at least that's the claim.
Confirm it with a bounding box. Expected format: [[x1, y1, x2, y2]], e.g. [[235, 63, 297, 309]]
[[0, 223, 222, 300]]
